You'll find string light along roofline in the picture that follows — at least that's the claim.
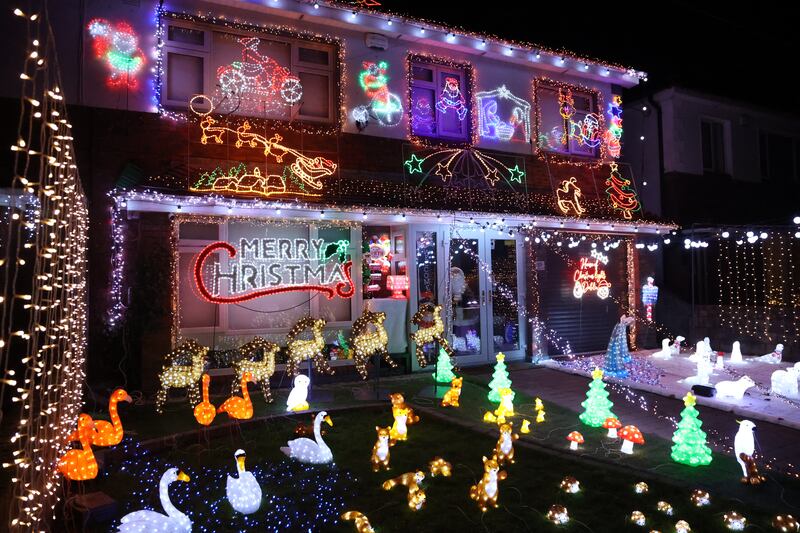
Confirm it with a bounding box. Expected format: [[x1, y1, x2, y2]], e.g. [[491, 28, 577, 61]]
[[219, 0, 646, 85], [110, 188, 676, 235]]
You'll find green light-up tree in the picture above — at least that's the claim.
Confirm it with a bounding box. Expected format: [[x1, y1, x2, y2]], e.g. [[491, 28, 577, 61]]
[[433, 347, 457, 383], [488, 352, 515, 403], [671, 392, 713, 466], [578, 367, 617, 427]]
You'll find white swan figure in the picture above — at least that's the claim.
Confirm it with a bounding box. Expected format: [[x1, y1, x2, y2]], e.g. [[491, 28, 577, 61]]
[[226, 449, 262, 515], [280, 411, 333, 464], [117, 467, 191, 533]]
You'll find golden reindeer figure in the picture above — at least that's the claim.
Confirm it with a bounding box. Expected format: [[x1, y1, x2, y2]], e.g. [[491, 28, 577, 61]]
[[286, 316, 334, 376], [199, 115, 225, 145], [155, 340, 208, 413], [232, 336, 280, 404], [410, 304, 453, 367], [555, 177, 586, 216], [350, 310, 397, 379]]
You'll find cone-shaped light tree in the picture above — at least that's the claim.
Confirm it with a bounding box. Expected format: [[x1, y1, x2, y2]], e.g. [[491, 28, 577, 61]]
[[579, 367, 617, 427], [488, 352, 515, 403], [433, 347, 457, 383], [671, 392, 713, 466]]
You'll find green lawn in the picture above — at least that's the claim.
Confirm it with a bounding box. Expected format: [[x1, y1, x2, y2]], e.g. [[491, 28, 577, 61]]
[[73, 374, 796, 532]]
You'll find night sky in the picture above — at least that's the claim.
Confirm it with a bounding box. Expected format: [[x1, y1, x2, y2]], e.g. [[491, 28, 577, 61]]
[[390, 1, 798, 110]]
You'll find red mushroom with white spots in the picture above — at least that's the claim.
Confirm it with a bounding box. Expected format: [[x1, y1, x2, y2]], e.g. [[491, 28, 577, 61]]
[[619, 425, 644, 454], [603, 417, 622, 439], [567, 431, 584, 451]]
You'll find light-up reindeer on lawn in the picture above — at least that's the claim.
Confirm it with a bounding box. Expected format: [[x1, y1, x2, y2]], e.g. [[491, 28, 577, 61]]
[[350, 310, 397, 379], [286, 317, 334, 376], [410, 304, 453, 368], [155, 340, 208, 414], [232, 336, 280, 404]]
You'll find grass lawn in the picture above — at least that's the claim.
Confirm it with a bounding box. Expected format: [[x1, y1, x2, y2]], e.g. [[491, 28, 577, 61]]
[[70, 373, 796, 532]]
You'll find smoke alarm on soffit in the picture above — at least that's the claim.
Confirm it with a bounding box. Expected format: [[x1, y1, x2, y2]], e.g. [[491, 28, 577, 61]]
[[365, 33, 389, 50]]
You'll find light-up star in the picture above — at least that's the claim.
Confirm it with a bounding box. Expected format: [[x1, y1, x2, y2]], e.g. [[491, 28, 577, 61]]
[[484, 168, 501, 186], [434, 162, 453, 180], [404, 154, 425, 174], [591, 367, 604, 380], [684, 392, 697, 407], [497, 85, 511, 98], [507, 164, 525, 183]]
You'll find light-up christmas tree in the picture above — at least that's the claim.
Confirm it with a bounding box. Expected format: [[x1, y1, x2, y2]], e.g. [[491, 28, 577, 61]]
[[488, 352, 515, 403], [603, 316, 633, 378], [578, 367, 616, 427], [433, 347, 457, 383], [671, 392, 713, 466], [605, 163, 640, 220]]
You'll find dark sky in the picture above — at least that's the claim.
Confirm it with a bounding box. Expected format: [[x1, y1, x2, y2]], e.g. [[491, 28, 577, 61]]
[[384, 1, 799, 111]]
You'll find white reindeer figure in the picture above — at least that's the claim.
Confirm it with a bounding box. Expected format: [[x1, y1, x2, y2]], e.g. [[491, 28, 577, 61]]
[[715, 376, 755, 400]]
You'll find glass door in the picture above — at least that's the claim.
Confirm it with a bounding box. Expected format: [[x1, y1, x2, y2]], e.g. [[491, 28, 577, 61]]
[[487, 237, 526, 360], [449, 233, 489, 365]]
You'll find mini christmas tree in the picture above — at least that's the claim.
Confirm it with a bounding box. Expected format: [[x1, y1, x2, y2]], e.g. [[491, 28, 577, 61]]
[[579, 367, 616, 427], [433, 347, 457, 383], [605, 163, 641, 220], [488, 352, 515, 403], [603, 318, 631, 378], [671, 392, 713, 466]]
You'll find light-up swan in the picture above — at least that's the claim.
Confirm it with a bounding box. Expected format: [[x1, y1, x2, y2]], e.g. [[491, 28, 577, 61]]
[[58, 414, 99, 481], [280, 411, 333, 464], [226, 449, 261, 514], [194, 374, 216, 426], [117, 467, 191, 532], [92, 388, 132, 446], [218, 371, 253, 420]]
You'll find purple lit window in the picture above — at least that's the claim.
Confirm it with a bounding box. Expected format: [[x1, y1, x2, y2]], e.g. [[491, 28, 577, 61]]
[[409, 60, 470, 141]]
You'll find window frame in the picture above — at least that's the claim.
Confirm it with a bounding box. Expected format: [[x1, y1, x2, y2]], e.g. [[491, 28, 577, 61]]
[[700, 117, 728, 175], [160, 14, 338, 125], [758, 128, 799, 182], [407, 54, 474, 146], [533, 78, 604, 161]]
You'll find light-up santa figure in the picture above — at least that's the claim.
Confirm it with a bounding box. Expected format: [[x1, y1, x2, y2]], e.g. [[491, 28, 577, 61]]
[[641, 276, 659, 323]]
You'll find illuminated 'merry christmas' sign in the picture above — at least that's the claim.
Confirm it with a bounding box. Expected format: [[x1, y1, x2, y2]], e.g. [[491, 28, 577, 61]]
[[572, 250, 611, 299], [194, 238, 354, 304]]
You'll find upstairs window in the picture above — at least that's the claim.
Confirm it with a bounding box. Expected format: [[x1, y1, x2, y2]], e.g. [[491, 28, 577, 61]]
[[409, 56, 472, 142], [759, 131, 797, 182], [161, 17, 336, 124], [535, 80, 602, 159], [701, 119, 727, 174]]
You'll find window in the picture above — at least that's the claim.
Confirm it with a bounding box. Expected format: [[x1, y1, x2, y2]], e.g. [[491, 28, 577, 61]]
[[161, 17, 336, 123], [759, 131, 797, 182], [535, 82, 601, 158], [409, 58, 471, 142], [701, 119, 727, 174]]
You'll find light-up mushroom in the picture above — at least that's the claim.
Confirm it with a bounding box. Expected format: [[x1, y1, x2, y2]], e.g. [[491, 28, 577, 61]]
[[772, 514, 798, 532], [566, 431, 584, 451], [603, 417, 622, 439], [619, 425, 644, 454]]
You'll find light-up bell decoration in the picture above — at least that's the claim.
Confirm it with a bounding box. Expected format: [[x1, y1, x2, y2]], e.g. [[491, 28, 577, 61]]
[[58, 414, 99, 481], [281, 411, 334, 464], [286, 374, 311, 412], [350, 310, 396, 379], [428, 457, 452, 477], [155, 340, 208, 414], [441, 377, 463, 407], [341, 511, 376, 533], [382, 471, 427, 511], [386, 275, 409, 299], [226, 449, 262, 515], [194, 374, 216, 426], [371, 426, 392, 472], [286, 316, 334, 376], [218, 371, 254, 420], [69, 388, 132, 447], [117, 468, 191, 532], [469, 455, 507, 512]]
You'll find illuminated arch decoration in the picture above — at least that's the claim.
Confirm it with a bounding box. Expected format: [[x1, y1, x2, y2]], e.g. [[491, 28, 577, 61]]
[[555, 177, 586, 216], [190, 100, 337, 198], [193, 239, 354, 304], [476, 85, 531, 142], [604, 95, 623, 158], [605, 163, 640, 219], [573, 250, 611, 300], [215, 37, 302, 114], [403, 147, 525, 188], [351, 61, 403, 129], [87, 18, 145, 90]]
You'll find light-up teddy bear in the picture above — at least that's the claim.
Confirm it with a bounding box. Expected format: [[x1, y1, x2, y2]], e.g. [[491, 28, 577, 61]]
[[493, 422, 519, 465], [469, 455, 507, 512], [390, 406, 409, 442], [382, 471, 427, 510], [371, 426, 392, 472], [87, 19, 145, 90]]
